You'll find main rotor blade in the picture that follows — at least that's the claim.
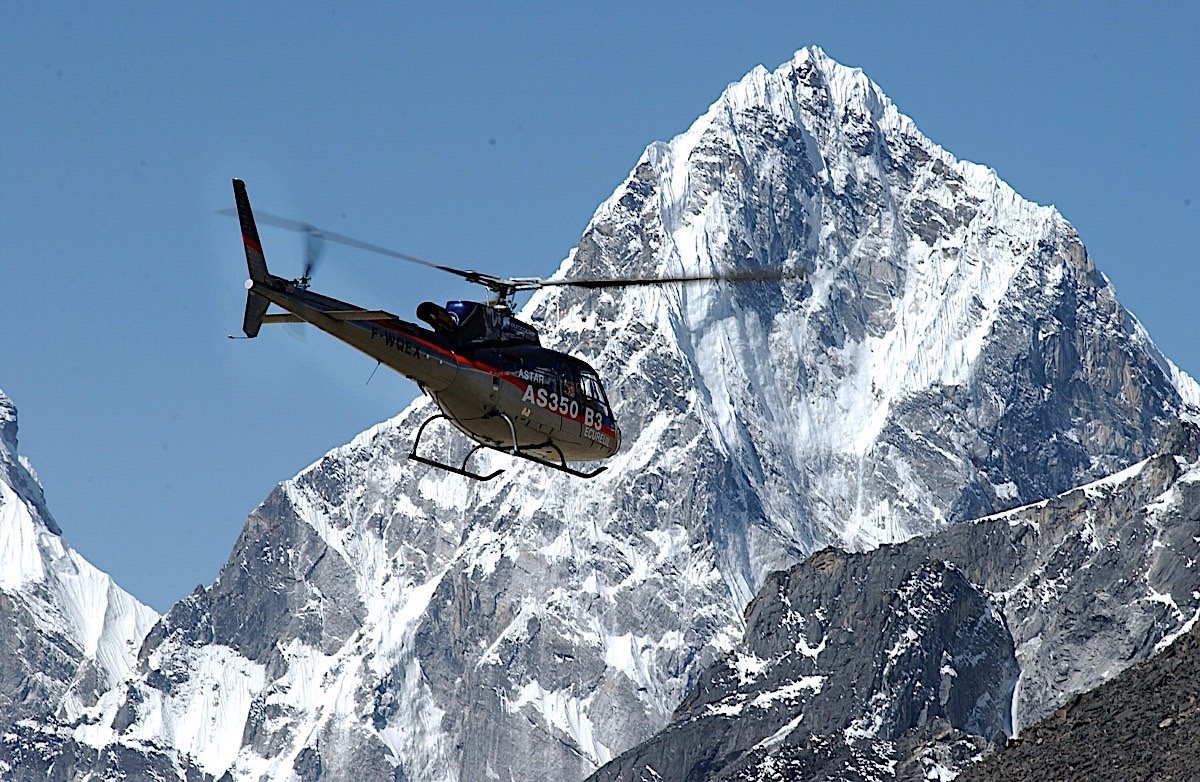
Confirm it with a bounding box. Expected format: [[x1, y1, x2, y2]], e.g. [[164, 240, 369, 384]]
[[220, 206, 804, 297], [219, 207, 498, 286], [534, 266, 807, 290]]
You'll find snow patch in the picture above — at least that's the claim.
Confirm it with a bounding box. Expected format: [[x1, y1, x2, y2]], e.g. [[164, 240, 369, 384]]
[[503, 680, 612, 766]]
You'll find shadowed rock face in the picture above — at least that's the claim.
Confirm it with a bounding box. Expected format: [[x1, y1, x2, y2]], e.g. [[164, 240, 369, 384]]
[[958, 621, 1200, 782], [589, 552, 1017, 782], [0, 724, 214, 782], [3, 47, 1199, 782]]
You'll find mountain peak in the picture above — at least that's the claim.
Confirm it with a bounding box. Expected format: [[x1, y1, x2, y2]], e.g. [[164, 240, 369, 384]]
[[548, 48, 1192, 552], [0, 388, 60, 537], [0, 388, 18, 456]]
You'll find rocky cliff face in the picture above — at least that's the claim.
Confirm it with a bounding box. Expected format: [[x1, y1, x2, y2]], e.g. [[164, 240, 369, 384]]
[[958, 621, 1200, 782], [589, 420, 1200, 781], [3, 46, 1198, 781]]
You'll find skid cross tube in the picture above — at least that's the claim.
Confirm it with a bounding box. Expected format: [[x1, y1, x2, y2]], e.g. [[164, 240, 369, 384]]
[[490, 411, 608, 479]]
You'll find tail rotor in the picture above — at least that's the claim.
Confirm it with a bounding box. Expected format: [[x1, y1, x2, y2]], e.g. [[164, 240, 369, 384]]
[[298, 224, 325, 289]]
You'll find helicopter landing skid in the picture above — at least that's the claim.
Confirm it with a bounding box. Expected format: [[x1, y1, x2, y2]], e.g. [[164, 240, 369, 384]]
[[407, 412, 607, 481], [408, 415, 504, 481]]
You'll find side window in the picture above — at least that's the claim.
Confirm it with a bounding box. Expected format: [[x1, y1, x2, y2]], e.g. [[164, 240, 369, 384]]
[[580, 374, 611, 417]]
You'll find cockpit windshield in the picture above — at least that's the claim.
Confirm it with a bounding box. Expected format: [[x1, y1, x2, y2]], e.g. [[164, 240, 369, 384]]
[[579, 371, 611, 418]]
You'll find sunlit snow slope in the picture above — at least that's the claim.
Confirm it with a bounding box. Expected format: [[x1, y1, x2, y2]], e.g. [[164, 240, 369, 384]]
[[0, 389, 158, 735], [53, 47, 1200, 782]]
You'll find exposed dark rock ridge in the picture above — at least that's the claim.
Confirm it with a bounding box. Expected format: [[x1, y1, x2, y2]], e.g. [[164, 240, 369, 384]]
[[0, 722, 213, 782], [958, 621, 1200, 782], [0, 389, 59, 536], [589, 421, 1200, 780]]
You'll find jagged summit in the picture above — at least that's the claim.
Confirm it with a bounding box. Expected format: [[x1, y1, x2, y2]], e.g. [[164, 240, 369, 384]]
[[0, 388, 18, 454], [534, 46, 1197, 560], [3, 49, 1197, 781], [1, 388, 62, 550]]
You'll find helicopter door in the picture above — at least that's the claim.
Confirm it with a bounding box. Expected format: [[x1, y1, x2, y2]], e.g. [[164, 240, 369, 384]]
[[558, 370, 583, 438], [578, 372, 611, 431]]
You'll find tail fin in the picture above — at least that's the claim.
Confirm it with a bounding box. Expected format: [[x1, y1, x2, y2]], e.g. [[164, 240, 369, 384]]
[[233, 179, 269, 282], [233, 179, 271, 337]]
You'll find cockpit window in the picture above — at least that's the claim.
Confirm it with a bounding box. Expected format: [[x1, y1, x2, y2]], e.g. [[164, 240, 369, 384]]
[[579, 372, 611, 417]]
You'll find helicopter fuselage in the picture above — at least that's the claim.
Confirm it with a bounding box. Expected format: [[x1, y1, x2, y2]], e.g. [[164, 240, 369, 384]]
[[246, 274, 621, 464]]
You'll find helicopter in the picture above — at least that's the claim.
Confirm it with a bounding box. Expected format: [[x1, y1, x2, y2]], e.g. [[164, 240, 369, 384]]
[[230, 178, 798, 481]]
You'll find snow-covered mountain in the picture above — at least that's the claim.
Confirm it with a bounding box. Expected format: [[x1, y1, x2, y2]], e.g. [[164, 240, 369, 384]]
[[0, 390, 159, 763], [3, 46, 1198, 781]]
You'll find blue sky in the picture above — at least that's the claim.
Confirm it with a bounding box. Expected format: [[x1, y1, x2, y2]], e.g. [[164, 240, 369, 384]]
[[2, 3, 1196, 612]]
